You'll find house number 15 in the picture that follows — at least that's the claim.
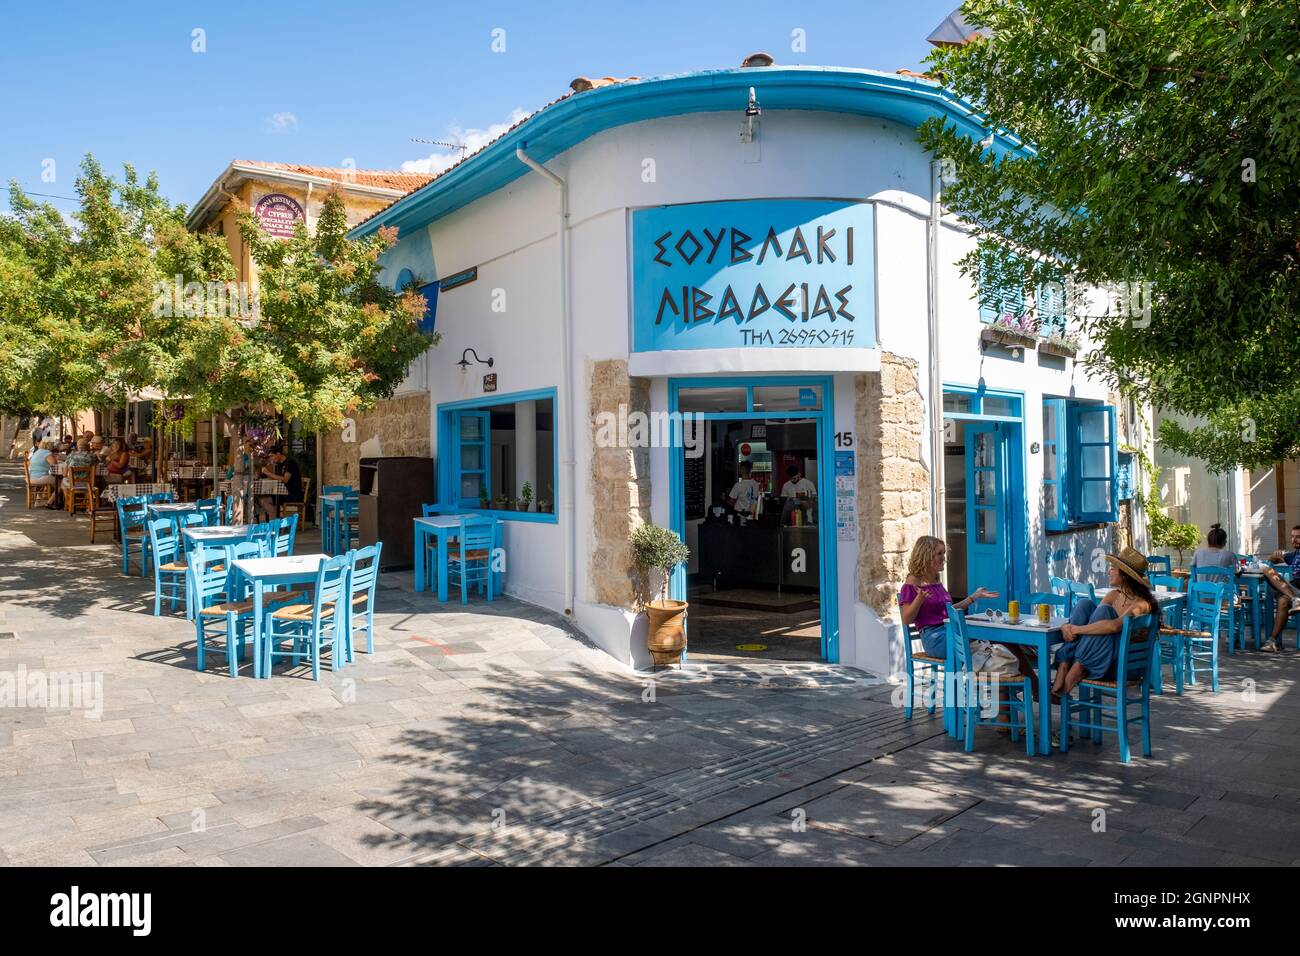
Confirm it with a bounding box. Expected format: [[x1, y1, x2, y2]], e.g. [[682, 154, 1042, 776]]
[[835, 431, 854, 448]]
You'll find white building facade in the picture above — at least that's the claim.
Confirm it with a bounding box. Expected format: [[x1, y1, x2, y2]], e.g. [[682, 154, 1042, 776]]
[[353, 66, 1139, 675]]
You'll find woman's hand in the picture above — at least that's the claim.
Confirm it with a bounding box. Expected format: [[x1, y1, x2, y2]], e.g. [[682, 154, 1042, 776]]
[[970, 587, 999, 602], [1060, 623, 1078, 642]]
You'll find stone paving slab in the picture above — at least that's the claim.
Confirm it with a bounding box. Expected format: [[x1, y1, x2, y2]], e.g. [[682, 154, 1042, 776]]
[[2, 463, 1299, 866]]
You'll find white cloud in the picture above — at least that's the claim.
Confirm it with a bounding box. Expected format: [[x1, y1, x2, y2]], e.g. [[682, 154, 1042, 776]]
[[265, 111, 299, 134], [401, 107, 530, 176]]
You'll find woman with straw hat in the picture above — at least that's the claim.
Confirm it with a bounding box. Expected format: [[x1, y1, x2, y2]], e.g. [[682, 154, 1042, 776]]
[[1050, 547, 1161, 701]]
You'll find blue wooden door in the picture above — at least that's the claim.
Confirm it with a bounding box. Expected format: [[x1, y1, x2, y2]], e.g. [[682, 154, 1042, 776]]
[[964, 422, 1008, 610]]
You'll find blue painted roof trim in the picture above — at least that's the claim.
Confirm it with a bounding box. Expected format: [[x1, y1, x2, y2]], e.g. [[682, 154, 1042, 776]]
[[350, 66, 1029, 240]]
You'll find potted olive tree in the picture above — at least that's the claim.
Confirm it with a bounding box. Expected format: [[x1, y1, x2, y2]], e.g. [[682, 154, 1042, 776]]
[[630, 524, 691, 667]]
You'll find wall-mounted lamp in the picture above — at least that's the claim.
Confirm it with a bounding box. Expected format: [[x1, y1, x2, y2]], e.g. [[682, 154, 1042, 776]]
[[457, 348, 494, 372]]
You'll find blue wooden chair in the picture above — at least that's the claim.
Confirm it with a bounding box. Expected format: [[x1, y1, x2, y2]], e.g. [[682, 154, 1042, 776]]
[[221, 494, 234, 526], [1150, 573, 1183, 592], [192, 542, 298, 677], [115, 495, 150, 575], [262, 554, 350, 681], [146, 490, 175, 504], [340, 490, 360, 551], [195, 497, 222, 526], [947, 607, 1034, 755], [248, 521, 277, 558], [1189, 565, 1242, 652], [146, 518, 189, 616], [1146, 555, 1172, 576], [320, 485, 352, 553], [1048, 576, 1074, 611], [345, 543, 383, 659], [274, 514, 298, 557], [1060, 613, 1159, 763], [900, 620, 945, 721], [1178, 581, 1223, 693], [447, 516, 495, 604], [1065, 579, 1098, 614]]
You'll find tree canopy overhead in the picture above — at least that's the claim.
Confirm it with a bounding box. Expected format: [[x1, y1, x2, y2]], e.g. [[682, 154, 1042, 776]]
[[916, 0, 1300, 471], [0, 156, 435, 432]]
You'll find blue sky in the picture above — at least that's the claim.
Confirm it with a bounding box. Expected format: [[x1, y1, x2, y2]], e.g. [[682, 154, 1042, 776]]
[[1, 0, 960, 211]]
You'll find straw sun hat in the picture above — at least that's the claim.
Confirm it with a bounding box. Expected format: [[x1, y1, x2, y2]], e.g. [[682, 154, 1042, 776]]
[[1104, 546, 1150, 587]]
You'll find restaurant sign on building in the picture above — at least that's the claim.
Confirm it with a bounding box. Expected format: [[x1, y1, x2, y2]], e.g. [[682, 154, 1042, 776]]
[[632, 199, 876, 353], [254, 193, 306, 238]]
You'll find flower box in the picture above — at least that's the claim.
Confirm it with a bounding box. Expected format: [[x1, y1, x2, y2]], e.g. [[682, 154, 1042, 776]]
[[1037, 338, 1079, 359], [980, 326, 1037, 351]]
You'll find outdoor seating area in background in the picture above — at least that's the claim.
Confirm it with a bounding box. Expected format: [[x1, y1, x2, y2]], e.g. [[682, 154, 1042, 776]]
[[903, 543, 1298, 765]]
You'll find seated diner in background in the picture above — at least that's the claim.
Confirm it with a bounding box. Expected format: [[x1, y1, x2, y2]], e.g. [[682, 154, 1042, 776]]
[[1190, 523, 1238, 570], [256, 444, 304, 521], [1051, 547, 1160, 701], [102, 439, 134, 484], [27, 439, 58, 507], [1255, 524, 1300, 653]]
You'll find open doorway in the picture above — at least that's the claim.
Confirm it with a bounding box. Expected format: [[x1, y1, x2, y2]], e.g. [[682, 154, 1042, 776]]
[[675, 384, 828, 662]]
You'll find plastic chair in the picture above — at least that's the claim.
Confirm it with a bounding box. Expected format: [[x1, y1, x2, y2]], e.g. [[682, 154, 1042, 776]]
[[447, 516, 495, 604], [900, 619, 945, 721], [345, 543, 383, 658], [146, 518, 188, 616], [947, 607, 1034, 755], [1060, 613, 1159, 763], [263, 555, 350, 681]]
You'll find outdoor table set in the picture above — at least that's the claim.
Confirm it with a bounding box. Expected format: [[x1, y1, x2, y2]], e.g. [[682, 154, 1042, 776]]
[[413, 509, 503, 604], [102, 482, 174, 503]]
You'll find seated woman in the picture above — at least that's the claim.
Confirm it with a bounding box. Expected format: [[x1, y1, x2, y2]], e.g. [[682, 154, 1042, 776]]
[[27, 439, 58, 506], [1052, 547, 1160, 700], [60, 438, 98, 498], [899, 535, 999, 659], [1190, 523, 1237, 571], [103, 439, 134, 484]]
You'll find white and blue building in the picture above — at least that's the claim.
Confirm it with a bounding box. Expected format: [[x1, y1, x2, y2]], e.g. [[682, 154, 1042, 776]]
[[350, 62, 1143, 675]]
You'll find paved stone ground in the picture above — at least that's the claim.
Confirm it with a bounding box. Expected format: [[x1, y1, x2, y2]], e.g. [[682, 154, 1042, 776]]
[[1, 463, 1298, 866]]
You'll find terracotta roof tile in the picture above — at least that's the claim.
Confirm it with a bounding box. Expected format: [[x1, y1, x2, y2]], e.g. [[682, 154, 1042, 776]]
[[232, 160, 434, 192]]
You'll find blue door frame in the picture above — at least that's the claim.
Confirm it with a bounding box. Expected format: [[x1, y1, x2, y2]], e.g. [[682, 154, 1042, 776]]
[[668, 376, 839, 662], [944, 384, 1029, 609]]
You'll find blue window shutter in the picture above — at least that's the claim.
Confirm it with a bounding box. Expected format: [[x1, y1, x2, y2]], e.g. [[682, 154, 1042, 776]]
[[1043, 398, 1068, 531], [451, 411, 490, 508], [1037, 278, 1066, 337], [1069, 403, 1118, 523], [1116, 451, 1134, 501], [416, 282, 439, 334], [979, 253, 1025, 325]]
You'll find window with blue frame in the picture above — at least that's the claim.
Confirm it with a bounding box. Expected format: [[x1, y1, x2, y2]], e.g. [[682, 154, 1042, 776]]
[[1042, 398, 1118, 529], [440, 392, 557, 521], [977, 248, 1025, 324]]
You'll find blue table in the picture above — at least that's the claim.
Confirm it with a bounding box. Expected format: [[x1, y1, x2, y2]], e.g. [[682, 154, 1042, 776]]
[[230, 553, 345, 677], [1237, 571, 1269, 651], [951, 614, 1066, 756], [413, 515, 502, 602]]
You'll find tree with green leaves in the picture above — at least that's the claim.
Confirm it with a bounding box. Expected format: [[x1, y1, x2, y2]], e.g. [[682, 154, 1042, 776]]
[[1, 157, 435, 438], [916, 0, 1300, 471]]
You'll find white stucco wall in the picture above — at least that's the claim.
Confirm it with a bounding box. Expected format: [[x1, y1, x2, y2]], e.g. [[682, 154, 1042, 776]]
[[379, 106, 1126, 675]]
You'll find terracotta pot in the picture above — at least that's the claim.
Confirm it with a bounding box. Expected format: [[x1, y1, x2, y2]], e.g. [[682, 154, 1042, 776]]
[[645, 599, 688, 667]]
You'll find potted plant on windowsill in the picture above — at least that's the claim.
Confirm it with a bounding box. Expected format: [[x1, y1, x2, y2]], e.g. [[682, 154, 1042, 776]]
[[495, 494, 514, 511], [478, 490, 490, 510], [630, 523, 691, 668], [536, 498, 552, 514], [980, 313, 1038, 352], [1038, 330, 1081, 359], [520, 481, 533, 514]]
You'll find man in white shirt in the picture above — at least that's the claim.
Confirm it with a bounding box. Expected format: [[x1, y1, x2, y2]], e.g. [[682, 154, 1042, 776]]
[[727, 462, 761, 517], [780, 464, 815, 500]]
